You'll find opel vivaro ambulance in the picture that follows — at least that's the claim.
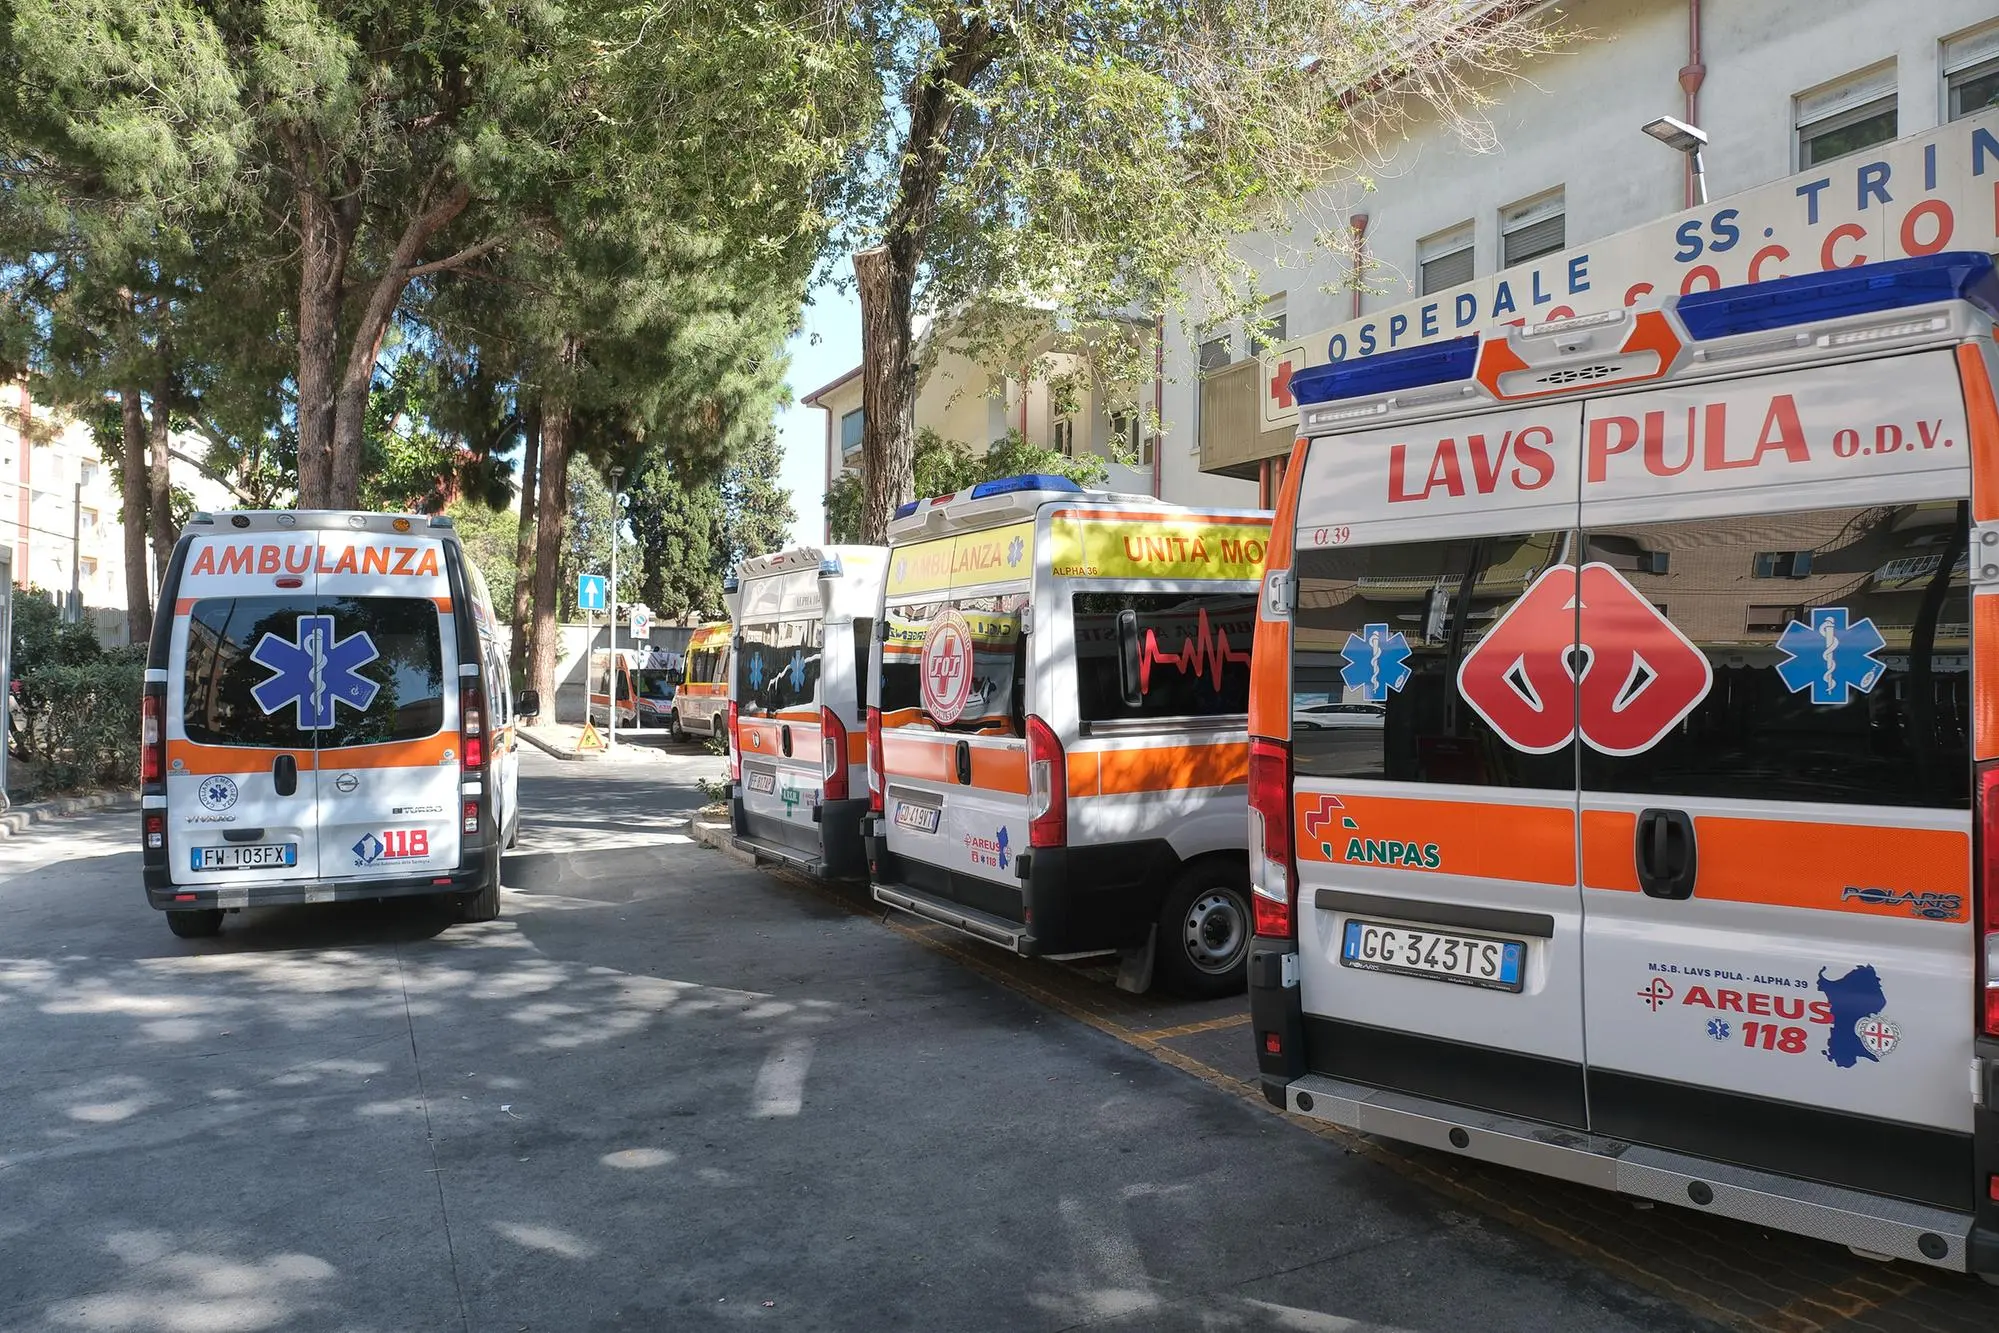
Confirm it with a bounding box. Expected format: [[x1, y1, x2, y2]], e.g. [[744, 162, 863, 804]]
[[727, 545, 887, 878], [865, 476, 1269, 997], [1246, 253, 1999, 1276], [142, 510, 525, 938], [670, 621, 731, 741], [588, 646, 678, 730]]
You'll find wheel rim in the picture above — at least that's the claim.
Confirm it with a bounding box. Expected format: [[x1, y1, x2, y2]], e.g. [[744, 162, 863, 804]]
[[1182, 887, 1248, 974]]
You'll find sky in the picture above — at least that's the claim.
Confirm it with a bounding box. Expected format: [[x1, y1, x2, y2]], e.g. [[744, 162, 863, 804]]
[[772, 280, 863, 546]]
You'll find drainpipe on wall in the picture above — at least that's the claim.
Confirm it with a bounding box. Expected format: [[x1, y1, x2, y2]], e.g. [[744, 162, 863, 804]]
[[1680, 0, 1706, 210]]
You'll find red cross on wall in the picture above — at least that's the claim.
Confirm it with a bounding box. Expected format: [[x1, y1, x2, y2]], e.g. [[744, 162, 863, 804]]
[[1270, 359, 1295, 410]]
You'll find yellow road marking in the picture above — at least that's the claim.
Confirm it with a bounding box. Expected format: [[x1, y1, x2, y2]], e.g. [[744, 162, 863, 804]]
[[1132, 1013, 1253, 1040]]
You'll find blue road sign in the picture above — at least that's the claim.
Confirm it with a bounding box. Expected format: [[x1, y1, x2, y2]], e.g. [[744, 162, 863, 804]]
[[578, 574, 608, 613]]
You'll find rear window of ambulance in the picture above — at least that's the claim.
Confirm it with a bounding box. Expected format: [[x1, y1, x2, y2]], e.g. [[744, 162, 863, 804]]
[[735, 618, 823, 717], [182, 596, 446, 748]]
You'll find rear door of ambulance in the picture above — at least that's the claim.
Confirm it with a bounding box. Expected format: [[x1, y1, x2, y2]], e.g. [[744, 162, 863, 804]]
[[167, 529, 324, 894], [1574, 349, 1976, 1214], [878, 520, 1036, 930], [1287, 404, 1593, 1129], [735, 569, 828, 857], [310, 531, 462, 889]]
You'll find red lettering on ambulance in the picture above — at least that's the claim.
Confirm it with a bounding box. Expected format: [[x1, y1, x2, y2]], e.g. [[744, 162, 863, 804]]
[[1587, 416, 1640, 482], [1465, 434, 1510, 494], [1750, 396, 1810, 467], [257, 545, 280, 574], [1423, 441, 1466, 498], [190, 548, 215, 576], [284, 544, 314, 574], [1774, 995, 1805, 1020], [1821, 223, 1867, 270], [361, 546, 390, 575], [217, 546, 254, 576], [1510, 426, 1556, 490], [1716, 989, 1745, 1013], [1746, 992, 1771, 1016], [1682, 986, 1712, 1009], [1642, 411, 1695, 476]]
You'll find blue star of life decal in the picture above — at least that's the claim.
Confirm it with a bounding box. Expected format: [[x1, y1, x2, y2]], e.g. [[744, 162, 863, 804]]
[[1774, 607, 1886, 705], [747, 651, 766, 691], [1006, 536, 1025, 568], [788, 650, 807, 692], [250, 615, 380, 730], [1706, 1019, 1730, 1042], [1338, 622, 1413, 703]]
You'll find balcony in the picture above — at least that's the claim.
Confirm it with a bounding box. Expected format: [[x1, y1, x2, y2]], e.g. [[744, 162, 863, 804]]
[[1198, 359, 1294, 480]]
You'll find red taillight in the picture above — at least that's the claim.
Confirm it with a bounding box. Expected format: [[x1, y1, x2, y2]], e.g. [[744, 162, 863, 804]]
[[1026, 714, 1066, 849], [141, 693, 164, 786], [462, 685, 486, 772], [822, 706, 850, 803], [866, 707, 885, 815], [462, 800, 480, 834], [727, 702, 742, 781], [1249, 737, 1296, 939], [144, 811, 165, 851], [1980, 763, 1999, 1037]]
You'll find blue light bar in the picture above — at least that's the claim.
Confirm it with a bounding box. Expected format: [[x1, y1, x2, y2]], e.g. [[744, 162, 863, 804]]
[[1289, 335, 1479, 408], [1676, 250, 1999, 340], [893, 499, 921, 519], [968, 474, 1084, 500], [722, 574, 739, 593]]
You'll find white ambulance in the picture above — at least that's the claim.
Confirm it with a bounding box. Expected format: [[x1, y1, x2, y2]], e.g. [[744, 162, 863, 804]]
[[142, 511, 524, 938], [587, 646, 678, 730], [865, 476, 1269, 997], [1247, 252, 1999, 1276], [727, 545, 887, 879], [669, 620, 731, 741]]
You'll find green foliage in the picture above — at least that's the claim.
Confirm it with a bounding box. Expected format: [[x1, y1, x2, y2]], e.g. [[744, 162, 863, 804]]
[[7, 591, 140, 792], [824, 428, 1106, 543], [444, 496, 521, 618]]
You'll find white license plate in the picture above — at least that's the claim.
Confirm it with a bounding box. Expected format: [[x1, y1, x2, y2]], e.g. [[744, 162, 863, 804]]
[[1340, 918, 1523, 992], [746, 769, 776, 794], [893, 802, 940, 834], [192, 843, 298, 871]]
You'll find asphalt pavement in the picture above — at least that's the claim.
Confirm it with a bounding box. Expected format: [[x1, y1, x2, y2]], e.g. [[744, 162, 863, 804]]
[[0, 745, 1979, 1330]]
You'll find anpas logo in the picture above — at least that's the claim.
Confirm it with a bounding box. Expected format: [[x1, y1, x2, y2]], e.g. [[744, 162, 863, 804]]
[[965, 827, 1011, 871], [1841, 885, 1964, 922], [1299, 795, 1440, 870], [353, 828, 431, 866]]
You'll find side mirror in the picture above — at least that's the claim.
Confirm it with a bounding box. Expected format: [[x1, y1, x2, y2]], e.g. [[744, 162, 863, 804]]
[[517, 689, 541, 718]]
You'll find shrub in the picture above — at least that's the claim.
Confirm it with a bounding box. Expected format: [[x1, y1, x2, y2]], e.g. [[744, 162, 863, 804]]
[[8, 589, 142, 793]]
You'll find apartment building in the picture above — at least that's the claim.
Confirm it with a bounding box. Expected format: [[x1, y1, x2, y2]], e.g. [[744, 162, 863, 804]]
[[1171, 0, 1999, 507]]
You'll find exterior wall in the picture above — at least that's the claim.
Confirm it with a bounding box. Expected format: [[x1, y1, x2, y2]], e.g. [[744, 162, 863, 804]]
[[1174, 0, 1999, 476]]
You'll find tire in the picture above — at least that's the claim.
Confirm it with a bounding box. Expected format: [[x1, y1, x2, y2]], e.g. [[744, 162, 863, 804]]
[[456, 864, 501, 923], [504, 803, 520, 850], [670, 710, 686, 743], [1153, 861, 1252, 999], [166, 908, 225, 939]]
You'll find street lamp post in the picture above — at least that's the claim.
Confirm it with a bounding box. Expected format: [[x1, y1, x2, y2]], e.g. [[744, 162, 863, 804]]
[[1641, 114, 1710, 205], [607, 465, 624, 750]]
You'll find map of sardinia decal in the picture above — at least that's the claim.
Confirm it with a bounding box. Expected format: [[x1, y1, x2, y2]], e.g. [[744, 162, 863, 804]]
[[1816, 964, 1893, 1068]]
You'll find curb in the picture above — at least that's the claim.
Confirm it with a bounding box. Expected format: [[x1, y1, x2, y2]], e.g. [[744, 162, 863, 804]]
[[689, 818, 753, 865], [0, 789, 137, 839], [514, 727, 603, 763]]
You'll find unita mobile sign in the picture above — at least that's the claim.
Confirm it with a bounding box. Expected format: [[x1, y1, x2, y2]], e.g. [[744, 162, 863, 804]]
[[1260, 108, 1999, 428]]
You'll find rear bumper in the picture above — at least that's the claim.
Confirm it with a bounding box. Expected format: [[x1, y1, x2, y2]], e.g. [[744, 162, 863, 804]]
[[144, 845, 494, 910], [731, 793, 869, 880]]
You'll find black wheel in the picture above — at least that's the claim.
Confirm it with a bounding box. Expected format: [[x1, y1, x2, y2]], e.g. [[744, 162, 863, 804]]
[[456, 865, 501, 923], [670, 709, 687, 743], [166, 908, 225, 939], [1153, 861, 1251, 999], [504, 803, 520, 850]]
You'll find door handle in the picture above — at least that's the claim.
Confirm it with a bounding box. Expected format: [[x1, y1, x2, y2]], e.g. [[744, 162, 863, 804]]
[[781, 726, 793, 758], [273, 753, 298, 798], [1634, 808, 1697, 900], [955, 740, 972, 785]]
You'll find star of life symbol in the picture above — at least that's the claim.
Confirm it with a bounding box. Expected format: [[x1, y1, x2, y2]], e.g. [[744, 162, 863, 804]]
[[251, 615, 380, 730], [1006, 536, 1025, 568], [1857, 1015, 1901, 1059], [1338, 623, 1412, 703], [747, 652, 767, 692], [787, 650, 807, 692], [1706, 1018, 1730, 1041], [1637, 979, 1674, 1011], [1774, 607, 1886, 705]]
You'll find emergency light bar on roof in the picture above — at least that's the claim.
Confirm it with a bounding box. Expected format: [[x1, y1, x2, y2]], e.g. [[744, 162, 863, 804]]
[[892, 473, 1085, 521], [1291, 250, 1999, 429]]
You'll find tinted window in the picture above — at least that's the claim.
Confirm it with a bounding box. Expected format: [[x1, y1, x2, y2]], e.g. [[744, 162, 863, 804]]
[[1073, 593, 1253, 727], [880, 594, 1028, 736], [736, 619, 823, 716], [183, 596, 445, 748], [852, 618, 873, 715], [1291, 533, 1577, 788], [635, 669, 675, 701], [1578, 504, 1969, 809]]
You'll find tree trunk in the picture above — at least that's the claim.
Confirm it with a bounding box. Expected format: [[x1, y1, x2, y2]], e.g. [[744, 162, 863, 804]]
[[147, 369, 175, 589], [528, 381, 574, 710], [294, 182, 351, 509], [855, 245, 919, 545], [119, 386, 153, 645], [509, 398, 542, 681]]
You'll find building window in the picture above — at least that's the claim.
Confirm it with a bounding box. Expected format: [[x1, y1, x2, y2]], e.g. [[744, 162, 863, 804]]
[[1052, 418, 1075, 457], [80, 507, 99, 532], [1946, 25, 1999, 121], [1752, 550, 1814, 579], [1247, 297, 1287, 359], [79, 460, 99, 488], [1110, 410, 1150, 466], [1419, 222, 1476, 294], [1795, 64, 1897, 168], [79, 557, 97, 583], [1499, 192, 1565, 267], [1197, 330, 1232, 376], [839, 408, 864, 458]]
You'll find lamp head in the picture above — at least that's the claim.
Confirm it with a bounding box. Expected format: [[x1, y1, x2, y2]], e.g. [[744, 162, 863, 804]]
[[1642, 115, 1708, 154]]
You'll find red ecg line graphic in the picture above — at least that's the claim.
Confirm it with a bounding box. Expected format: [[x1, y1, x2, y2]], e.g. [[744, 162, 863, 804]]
[[1139, 608, 1251, 694]]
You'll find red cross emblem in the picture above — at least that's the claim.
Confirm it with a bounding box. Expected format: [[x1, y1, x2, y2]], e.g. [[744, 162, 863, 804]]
[[1270, 359, 1295, 410], [1458, 563, 1711, 757]]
